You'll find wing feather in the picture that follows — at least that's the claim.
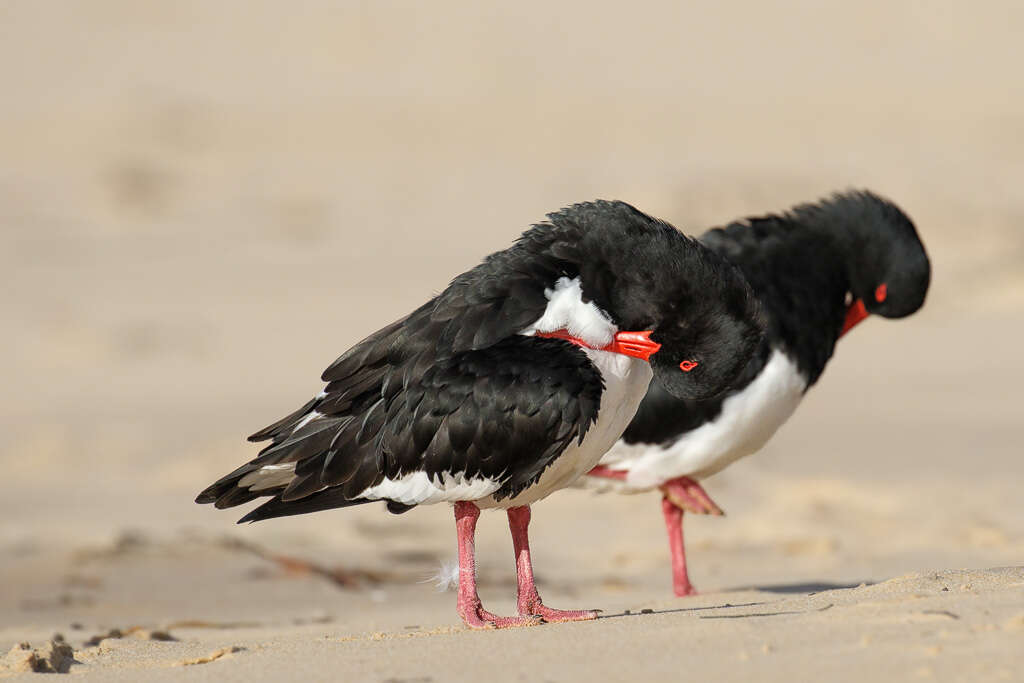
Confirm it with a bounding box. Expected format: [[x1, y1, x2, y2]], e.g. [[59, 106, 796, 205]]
[[198, 337, 604, 519]]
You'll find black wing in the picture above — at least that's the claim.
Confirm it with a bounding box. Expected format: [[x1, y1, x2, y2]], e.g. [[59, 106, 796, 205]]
[[197, 337, 603, 521], [197, 224, 573, 510], [236, 210, 586, 454]]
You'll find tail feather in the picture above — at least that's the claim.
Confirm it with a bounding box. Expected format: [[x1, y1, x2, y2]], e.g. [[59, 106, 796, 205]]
[[248, 396, 322, 442], [195, 461, 268, 505], [238, 489, 375, 523], [210, 484, 264, 509]]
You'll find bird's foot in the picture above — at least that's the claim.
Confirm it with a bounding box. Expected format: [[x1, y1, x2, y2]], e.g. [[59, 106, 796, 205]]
[[519, 596, 600, 623], [661, 476, 724, 516], [458, 600, 543, 630]]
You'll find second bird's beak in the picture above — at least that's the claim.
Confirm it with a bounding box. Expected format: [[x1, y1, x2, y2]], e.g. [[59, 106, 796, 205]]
[[840, 300, 869, 337]]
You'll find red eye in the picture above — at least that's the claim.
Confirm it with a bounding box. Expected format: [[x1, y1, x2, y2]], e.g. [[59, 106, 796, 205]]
[[679, 360, 698, 372], [875, 283, 888, 303]]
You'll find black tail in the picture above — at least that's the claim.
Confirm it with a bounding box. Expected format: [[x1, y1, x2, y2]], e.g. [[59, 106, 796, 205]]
[[237, 488, 375, 524]]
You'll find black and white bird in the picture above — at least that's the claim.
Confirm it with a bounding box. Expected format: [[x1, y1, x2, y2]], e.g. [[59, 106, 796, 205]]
[[196, 200, 763, 629], [585, 191, 931, 596]]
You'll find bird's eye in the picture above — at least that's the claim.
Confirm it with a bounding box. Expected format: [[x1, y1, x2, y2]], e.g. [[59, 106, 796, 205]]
[[875, 283, 888, 303], [844, 291, 853, 306], [679, 360, 699, 372]]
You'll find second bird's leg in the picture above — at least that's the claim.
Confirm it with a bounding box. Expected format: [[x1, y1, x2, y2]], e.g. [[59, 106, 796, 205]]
[[659, 476, 722, 597], [454, 501, 541, 629], [661, 496, 697, 596], [507, 505, 599, 623]]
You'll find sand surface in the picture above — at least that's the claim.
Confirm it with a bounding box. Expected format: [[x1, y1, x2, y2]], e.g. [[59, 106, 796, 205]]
[[2, 1, 1023, 680]]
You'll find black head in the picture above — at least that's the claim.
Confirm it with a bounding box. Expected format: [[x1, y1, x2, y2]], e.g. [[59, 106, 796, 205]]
[[795, 191, 931, 330], [544, 200, 765, 401]]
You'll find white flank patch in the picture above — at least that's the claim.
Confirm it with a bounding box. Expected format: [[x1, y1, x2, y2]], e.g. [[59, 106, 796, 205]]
[[520, 276, 617, 348], [591, 349, 808, 492], [357, 470, 503, 506], [238, 462, 298, 491], [478, 347, 653, 509]]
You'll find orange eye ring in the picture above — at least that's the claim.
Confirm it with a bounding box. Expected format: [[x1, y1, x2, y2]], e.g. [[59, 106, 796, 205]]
[[875, 283, 888, 303], [679, 360, 699, 372]]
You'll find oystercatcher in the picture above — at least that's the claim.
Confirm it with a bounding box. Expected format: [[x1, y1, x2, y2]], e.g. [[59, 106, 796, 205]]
[[196, 200, 763, 628], [586, 190, 931, 596]]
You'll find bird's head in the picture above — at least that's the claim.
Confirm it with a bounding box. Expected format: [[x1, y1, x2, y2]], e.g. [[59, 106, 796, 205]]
[[544, 200, 765, 402], [825, 191, 931, 336]]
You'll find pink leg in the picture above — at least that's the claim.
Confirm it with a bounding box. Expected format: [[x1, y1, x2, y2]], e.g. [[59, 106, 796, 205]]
[[662, 497, 697, 597], [507, 506, 599, 623], [454, 502, 541, 629], [661, 476, 724, 516]]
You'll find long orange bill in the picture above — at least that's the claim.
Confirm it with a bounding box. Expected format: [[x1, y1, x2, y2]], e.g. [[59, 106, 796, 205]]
[[535, 329, 662, 362]]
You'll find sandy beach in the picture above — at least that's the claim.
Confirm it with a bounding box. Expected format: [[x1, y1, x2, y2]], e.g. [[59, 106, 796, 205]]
[[2, 1, 1023, 679]]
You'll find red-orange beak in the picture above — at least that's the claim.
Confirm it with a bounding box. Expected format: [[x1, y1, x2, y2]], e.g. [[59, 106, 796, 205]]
[[840, 299, 869, 337], [535, 329, 662, 362], [606, 330, 662, 362]]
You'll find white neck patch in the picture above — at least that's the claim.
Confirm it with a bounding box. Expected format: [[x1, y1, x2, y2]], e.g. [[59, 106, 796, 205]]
[[520, 276, 617, 348]]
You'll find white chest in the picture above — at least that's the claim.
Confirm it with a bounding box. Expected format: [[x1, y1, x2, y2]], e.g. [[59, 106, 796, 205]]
[[597, 349, 808, 491]]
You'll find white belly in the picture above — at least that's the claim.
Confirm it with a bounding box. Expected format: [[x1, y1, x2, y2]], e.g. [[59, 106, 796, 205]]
[[478, 349, 653, 509], [592, 349, 807, 493]]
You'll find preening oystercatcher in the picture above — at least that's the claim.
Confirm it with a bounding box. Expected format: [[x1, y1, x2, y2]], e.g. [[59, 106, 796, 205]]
[[197, 200, 764, 628], [586, 190, 931, 596]]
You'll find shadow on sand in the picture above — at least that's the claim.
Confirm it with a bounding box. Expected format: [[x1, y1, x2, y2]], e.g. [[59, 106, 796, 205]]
[[733, 580, 874, 594]]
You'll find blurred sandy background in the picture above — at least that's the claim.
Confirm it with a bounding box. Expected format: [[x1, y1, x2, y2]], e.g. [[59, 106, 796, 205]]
[[1, 1, 1022, 680]]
